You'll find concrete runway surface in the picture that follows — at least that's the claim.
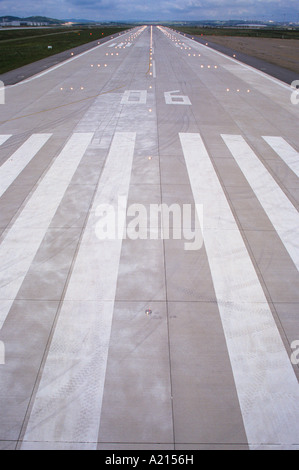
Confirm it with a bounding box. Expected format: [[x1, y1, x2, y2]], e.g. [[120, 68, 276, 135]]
[[0, 25, 298, 450]]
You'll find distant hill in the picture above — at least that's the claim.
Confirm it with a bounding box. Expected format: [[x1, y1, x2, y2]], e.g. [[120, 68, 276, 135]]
[[0, 16, 99, 25], [63, 18, 97, 24], [163, 19, 298, 28], [0, 16, 19, 22], [0, 16, 65, 24], [25, 16, 65, 24]]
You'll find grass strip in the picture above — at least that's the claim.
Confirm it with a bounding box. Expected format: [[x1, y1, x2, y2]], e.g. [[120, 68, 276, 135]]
[[0, 26, 132, 74]]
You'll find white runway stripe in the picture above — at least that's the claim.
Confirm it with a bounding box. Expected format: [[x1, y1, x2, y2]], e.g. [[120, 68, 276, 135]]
[[0, 135, 11, 146], [21, 132, 136, 449], [0, 134, 52, 198], [0, 133, 93, 329], [222, 134, 299, 270], [152, 59, 156, 78], [262, 136, 299, 177], [180, 132, 299, 449]]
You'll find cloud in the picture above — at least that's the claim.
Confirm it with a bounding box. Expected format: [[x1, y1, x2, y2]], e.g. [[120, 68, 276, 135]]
[[64, 0, 299, 20], [0, 0, 298, 21], [154, 0, 299, 18], [67, 0, 114, 7]]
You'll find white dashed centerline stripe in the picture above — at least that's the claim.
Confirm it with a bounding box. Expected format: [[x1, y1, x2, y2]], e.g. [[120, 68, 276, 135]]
[[222, 134, 299, 270], [152, 59, 156, 78], [180, 132, 299, 449], [262, 136, 299, 178], [21, 132, 136, 449], [0, 132, 93, 329], [0, 134, 52, 198]]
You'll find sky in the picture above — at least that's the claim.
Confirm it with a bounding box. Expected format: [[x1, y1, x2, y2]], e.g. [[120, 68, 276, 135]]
[[0, 0, 299, 22]]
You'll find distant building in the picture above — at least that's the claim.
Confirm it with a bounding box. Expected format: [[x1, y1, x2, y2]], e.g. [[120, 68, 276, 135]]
[[0, 20, 49, 27], [235, 24, 268, 28], [26, 22, 49, 26], [0, 21, 21, 26]]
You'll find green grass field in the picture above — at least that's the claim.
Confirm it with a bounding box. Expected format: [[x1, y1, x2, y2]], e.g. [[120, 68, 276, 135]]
[[175, 27, 299, 40], [0, 26, 132, 74]]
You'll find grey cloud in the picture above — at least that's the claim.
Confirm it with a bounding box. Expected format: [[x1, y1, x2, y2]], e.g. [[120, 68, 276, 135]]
[[0, 0, 298, 21]]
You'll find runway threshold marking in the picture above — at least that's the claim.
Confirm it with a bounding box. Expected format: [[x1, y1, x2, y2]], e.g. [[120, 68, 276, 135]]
[[262, 136, 299, 177], [21, 132, 136, 448], [0, 132, 93, 330], [222, 134, 299, 270], [0, 135, 11, 146], [0, 134, 52, 198], [180, 132, 299, 449]]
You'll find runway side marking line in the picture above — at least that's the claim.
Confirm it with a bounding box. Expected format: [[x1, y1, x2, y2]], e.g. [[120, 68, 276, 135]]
[[180, 132, 299, 449], [222, 134, 299, 270], [21, 132, 136, 447], [262, 136, 299, 177], [0, 134, 52, 198], [0, 132, 93, 330]]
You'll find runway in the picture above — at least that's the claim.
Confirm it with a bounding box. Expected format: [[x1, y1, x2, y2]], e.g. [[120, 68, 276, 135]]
[[0, 25, 298, 450]]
